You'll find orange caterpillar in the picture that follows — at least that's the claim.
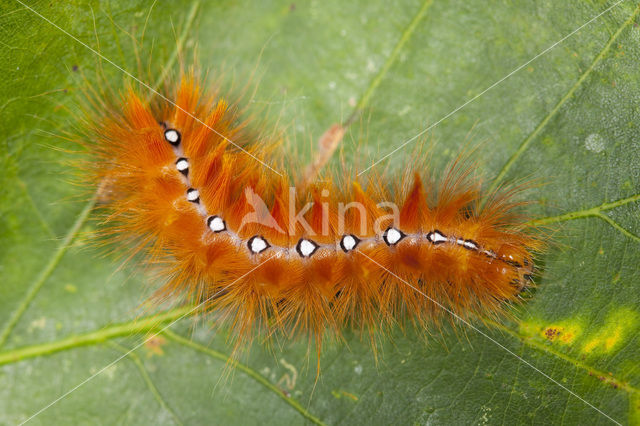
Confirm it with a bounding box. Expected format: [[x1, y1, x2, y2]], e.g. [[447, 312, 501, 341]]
[[85, 78, 540, 351]]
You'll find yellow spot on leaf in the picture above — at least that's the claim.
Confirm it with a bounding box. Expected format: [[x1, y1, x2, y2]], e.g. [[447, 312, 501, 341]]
[[581, 308, 637, 355], [631, 393, 640, 425], [331, 390, 358, 401], [540, 322, 581, 345], [520, 318, 582, 345]]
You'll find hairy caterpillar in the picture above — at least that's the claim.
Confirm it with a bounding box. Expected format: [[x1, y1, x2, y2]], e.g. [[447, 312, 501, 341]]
[[6, 1, 640, 424], [83, 77, 541, 353]]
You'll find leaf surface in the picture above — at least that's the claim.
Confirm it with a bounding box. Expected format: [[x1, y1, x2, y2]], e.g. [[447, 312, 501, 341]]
[[0, 0, 639, 424]]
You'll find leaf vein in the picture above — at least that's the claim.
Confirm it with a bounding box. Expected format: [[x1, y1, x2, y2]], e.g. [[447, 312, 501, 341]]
[[344, 0, 434, 126], [0, 0, 202, 350], [529, 194, 640, 242], [107, 341, 183, 426], [0, 194, 96, 349], [161, 329, 326, 426], [488, 319, 639, 397], [490, 3, 640, 193]]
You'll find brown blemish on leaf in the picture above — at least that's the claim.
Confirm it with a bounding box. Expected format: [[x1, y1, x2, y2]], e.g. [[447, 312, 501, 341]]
[[144, 335, 167, 357], [539, 324, 579, 345]]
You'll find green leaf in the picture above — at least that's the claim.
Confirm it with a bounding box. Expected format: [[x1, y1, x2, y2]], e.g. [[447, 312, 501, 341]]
[[1, 0, 639, 424]]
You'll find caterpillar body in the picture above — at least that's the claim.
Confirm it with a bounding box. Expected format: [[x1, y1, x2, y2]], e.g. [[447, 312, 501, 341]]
[[86, 79, 540, 350]]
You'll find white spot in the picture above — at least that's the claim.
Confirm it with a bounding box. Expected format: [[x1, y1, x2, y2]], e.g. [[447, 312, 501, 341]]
[[398, 105, 411, 116], [345, 72, 358, 81], [328, 81, 336, 90], [427, 231, 447, 244], [28, 317, 47, 331], [207, 216, 225, 232], [164, 129, 180, 144], [176, 158, 189, 172], [384, 227, 404, 245], [341, 235, 358, 251], [103, 364, 118, 380], [298, 239, 318, 257], [479, 405, 491, 425], [463, 240, 479, 250], [366, 58, 376, 72], [585, 133, 605, 153], [186, 189, 200, 202], [484, 250, 497, 258], [249, 236, 269, 253], [354, 364, 363, 375]]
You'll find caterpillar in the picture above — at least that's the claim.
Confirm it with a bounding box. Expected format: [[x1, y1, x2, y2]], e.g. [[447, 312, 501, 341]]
[[84, 77, 541, 352], [5, 0, 639, 424]]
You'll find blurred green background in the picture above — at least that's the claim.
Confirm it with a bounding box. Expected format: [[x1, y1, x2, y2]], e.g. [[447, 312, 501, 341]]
[[1, 0, 639, 424]]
